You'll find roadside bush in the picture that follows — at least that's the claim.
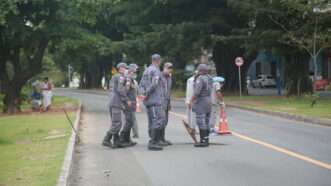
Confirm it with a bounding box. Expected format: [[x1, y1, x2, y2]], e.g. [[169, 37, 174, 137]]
[[303, 93, 319, 107]]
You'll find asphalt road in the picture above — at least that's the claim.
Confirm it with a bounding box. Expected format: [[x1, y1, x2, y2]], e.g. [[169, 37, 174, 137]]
[[55, 89, 331, 186]]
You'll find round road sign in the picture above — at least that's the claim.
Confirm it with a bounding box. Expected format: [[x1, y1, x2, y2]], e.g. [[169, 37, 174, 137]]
[[235, 57, 244, 67]]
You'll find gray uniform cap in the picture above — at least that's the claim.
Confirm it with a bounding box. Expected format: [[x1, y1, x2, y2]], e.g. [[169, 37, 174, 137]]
[[197, 64, 209, 73], [128, 63, 139, 71], [151, 54, 161, 61], [116, 62, 128, 69], [164, 62, 173, 69]]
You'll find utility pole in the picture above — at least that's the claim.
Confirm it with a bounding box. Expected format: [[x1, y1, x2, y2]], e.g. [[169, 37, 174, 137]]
[[312, 8, 319, 84], [311, 5, 331, 91], [235, 57, 244, 98], [68, 64, 71, 88]]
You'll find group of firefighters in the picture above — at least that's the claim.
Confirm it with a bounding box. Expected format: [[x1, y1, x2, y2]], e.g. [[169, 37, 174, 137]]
[[102, 54, 225, 151]]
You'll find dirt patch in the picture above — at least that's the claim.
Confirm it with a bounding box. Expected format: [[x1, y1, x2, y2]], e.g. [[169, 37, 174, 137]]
[[44, 134, 67, 140], [48, 129, 67, 135], [16, 138, 33, 145]]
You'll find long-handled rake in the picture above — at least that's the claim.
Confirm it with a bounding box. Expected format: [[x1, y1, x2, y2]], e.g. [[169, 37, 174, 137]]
[[63, 108, 81, 143]]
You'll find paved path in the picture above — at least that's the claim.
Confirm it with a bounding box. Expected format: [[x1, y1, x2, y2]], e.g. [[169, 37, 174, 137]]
[[55, 89, 331, 186]]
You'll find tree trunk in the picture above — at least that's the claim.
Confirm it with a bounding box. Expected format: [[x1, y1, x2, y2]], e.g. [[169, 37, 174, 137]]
[[284, 52, 312, 96], [297, 78, 301, 97], [1, 39, 49, 113], [79, 71, 87, 89], [2, 81, 24, 113]]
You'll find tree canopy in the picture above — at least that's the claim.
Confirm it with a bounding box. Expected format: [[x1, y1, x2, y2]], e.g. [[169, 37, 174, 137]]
[[1, 0, 331, 113]]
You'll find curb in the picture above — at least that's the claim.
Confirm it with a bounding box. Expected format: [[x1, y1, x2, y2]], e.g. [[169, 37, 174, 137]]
[[227, 104, 331, 127], [57, 102, 82, 186]]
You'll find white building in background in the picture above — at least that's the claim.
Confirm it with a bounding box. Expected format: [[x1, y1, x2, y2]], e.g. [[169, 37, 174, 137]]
[[69, 77, 80, 88]]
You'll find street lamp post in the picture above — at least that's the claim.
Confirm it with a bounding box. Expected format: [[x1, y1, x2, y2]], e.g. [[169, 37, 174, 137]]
[[235, 57, 244, 98], [68, 64, 72, 88], [312, 5, 331, 89], [312, 7, 320, 83], [313, 16, 318, 83]]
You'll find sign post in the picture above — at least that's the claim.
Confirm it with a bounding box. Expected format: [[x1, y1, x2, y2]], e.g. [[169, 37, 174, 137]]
[[235, 57, 244, 98]]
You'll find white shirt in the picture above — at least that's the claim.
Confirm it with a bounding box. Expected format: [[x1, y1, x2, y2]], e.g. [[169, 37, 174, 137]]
[[185, 76, 195, 104], [211, 82, 222, 105]]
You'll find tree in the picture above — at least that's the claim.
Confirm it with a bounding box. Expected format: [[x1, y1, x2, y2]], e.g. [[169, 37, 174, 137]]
[[104, 0, 232, 87], [263, 1, 331, 81], [229, 0, 331, 95], [52, 0, 125, 89], [0, 0, 103, 113]]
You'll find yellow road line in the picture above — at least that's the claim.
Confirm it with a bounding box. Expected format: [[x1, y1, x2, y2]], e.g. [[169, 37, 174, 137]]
[[170, 111, 331, 171], [232, 132, 331, 170]]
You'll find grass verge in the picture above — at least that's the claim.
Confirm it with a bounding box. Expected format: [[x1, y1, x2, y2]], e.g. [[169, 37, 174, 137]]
[[0, 96, 78, 186], [225, 96, 331, 119]]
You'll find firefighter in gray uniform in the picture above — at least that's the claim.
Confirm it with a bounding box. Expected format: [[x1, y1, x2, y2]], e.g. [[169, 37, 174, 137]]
[[102, 62, 131, 149], [139, 54, 165, 151], [189, 64, 213, 147], [160, 62, 173, 146], [119, 64, 139, 147]]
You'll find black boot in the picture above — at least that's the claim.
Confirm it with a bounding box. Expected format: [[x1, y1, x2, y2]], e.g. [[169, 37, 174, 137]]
[[205, 129, 210, 146], [159, 128, 172, 146], [119, 131, 129, 147], [102, 132, 112, 147], [126, 130, 137, 147], [194, 129, 209, 147], [119, 131, 136, 147], [112, 133, 124, 149], [148, 129, 163, 151], [132, 128, 139, 138], [158, 128, 168, 146]]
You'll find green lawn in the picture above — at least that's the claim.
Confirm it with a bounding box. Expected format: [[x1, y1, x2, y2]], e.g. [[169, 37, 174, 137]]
[[225, 96, 331, 119], [0, 97, 78, 186], [172, 89, 186, 98]]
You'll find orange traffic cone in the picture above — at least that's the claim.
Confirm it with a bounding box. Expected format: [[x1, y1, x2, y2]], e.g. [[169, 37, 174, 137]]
[[136, 98, 142, 113], [218, 108, 231, 135]]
